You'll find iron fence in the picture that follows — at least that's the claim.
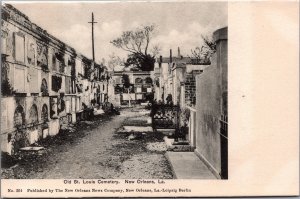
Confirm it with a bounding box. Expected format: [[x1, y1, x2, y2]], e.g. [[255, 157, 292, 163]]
[[220, 114, 228, 179]]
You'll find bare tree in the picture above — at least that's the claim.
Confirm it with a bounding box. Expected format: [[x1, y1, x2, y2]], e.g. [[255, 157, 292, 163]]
[[110, 24, 160, 71], [150, 45, 161, 57], [107, 53, 125, 71], [190, 34, 216, 64], [201, 35, 216, 53]]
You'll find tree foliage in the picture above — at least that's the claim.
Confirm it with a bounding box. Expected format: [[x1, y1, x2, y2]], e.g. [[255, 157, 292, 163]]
[[111, 24, 160, 71], [124, 52, 156, 71], [122, 74, 131, 88]]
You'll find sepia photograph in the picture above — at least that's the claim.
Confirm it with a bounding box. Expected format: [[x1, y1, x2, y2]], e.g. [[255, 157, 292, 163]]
[[1, 1, 227, 180]]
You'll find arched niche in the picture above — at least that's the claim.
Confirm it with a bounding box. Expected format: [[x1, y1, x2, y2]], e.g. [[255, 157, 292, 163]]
[[14, 105, 25, 128], [41, 78, 48, 95], [52, 53, 57, 71], [135, 77, 143, 84], [41, 104, 48, 123], [29, 104, 38, 124], [145, 77, 153, 84]]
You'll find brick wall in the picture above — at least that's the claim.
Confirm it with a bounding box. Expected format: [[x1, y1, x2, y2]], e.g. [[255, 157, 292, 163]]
[[185, 73, 196, 106]]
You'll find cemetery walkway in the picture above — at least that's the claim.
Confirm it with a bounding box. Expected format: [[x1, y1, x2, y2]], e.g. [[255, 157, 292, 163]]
[[2, 107, 173, 179]]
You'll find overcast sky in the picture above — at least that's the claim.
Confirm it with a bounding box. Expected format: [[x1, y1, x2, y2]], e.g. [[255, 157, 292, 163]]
[[10, 2, 227, 63]]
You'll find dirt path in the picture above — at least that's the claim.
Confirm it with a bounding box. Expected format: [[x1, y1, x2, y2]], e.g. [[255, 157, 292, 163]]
[[2, 108, 173, 179]]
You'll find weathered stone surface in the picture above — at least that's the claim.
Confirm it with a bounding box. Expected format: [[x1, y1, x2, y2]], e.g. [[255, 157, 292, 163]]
[[195, 27, 227, 176], [165, 152, 216, 179]]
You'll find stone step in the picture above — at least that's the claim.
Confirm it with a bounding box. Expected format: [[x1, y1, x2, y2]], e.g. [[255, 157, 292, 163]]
[[19, 147, 45, 151], [156, 129, 175, 136], [163, 136, 193, 152], [19, 146, 46, 155], [165, 152, 216, 179], [117, 126, 154, 133]]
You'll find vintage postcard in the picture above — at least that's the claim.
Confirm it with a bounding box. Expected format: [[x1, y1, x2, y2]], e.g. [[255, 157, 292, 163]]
[[0, 0, 299, 198]]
